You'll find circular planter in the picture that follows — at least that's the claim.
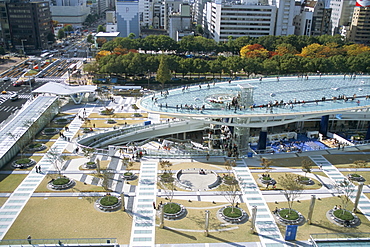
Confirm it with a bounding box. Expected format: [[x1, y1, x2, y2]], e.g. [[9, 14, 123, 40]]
[[218, 206, 247, 224], [96, 195, 121, 212], [12, 158, 36, 169], [123, 172, 135, 180], [132, 113, 142, 117], [106, 119, 117, 124], [48, 177, 75, 190], [327, 209, 360, 227], [54, 118, 72, 125], [27, 143, 47, 151], [84, 161, 97, 169], [347, 174, 366, 182], [42, 128, 59, 135], [259, 176, 274, 184], [297, 176, 314, 185], [274, 208, 305, 225], [162, 202, 187, 220]]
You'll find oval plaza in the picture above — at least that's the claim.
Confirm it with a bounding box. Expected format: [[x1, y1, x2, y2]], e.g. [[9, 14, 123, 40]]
[[138, 75, 370, 156]]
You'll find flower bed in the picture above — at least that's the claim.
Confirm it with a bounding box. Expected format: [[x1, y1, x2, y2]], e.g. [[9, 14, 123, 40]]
[[123, 172, 135, 180], [54, 118, 71, 124], [297, 176, 313, 185], [84, 161, 97, 169], [347, 173, 365, 182], [100, 108, 114, 115], [106, 119, 116, 124], [83, 128, 93, 133], [274, 208, 305, 225], [162, 202, 187, 220]]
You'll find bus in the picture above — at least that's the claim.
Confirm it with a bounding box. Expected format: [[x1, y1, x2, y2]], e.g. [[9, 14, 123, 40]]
[[40, 52, 50, 58], [68, 63, 77, 71]]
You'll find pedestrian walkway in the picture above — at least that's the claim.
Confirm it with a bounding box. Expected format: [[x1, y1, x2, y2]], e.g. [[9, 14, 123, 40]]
[[234, 159, 286, 247], [0, 106, 94, 240], [309, 155, 370, 222], [129, 161, 157, 247]]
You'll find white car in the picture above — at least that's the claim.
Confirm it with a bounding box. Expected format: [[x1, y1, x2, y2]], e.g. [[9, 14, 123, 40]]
[[10, 93, 18, 101]]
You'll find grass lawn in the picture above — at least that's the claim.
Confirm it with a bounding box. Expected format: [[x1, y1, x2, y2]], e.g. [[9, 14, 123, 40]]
[[251, 172, 323, 190], [0, 197, 8, 207], [35, 176, 106, 193], [4, 197, 132, 244], [267, 157, 308, 168], [0, 174, 27, 192], [267, 196, 370, 241], [155, 199, 260, 244], [323, 154, 370, 167]]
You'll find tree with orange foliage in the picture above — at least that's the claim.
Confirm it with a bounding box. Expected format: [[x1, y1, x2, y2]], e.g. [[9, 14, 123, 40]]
[[343, 44, 370, 56], [275, 43, 298, 56], [95, 50, 111, 61], [240, 44, 270, 59], [299, 43, 334, 58], [113, 47, 128, 55], [96, 37, 107, 47]]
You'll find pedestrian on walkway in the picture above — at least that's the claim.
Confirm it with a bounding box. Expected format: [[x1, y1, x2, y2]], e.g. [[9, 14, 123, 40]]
[[35, 166, 38, 173], [27, 235, 32, 244], [153, 202, 156, 209], [38, 165, 41, 173], [319, 163, 323, 170]]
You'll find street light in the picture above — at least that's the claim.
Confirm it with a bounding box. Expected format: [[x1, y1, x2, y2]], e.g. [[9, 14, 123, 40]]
[[147, 70, 150, 89], [21, 39, 27, 56]]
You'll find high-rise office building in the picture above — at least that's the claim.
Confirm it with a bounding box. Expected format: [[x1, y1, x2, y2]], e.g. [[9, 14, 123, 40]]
[[116, 0, 140, 37], [347, 1, 370, 44]]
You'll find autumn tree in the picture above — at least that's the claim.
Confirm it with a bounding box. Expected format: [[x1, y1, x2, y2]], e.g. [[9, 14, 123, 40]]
[[240, 44, 270, 59], [261, 158, 273, 174], [334, 179, 355, 214], [275, 43, 298, 56], [96, 37, 107, 47], [301, 159, 313, 178]]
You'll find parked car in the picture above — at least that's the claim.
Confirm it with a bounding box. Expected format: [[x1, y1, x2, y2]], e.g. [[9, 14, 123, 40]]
[[2, 77, 10, 82]]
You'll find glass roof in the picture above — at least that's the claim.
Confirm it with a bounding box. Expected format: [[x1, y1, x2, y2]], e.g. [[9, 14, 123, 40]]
[[139, 75, 370, 117]]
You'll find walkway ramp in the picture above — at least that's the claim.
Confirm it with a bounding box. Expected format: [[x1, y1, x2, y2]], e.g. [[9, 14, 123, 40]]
[[234, 160, 286, 247], [129, 161, 158, 246]]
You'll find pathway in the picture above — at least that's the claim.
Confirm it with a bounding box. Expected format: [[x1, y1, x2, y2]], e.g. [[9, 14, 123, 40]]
[[233, 159, 286, 247], [129, 161, 158, 247], [0, 107, 94, 240], [309, 155, 370, 222]]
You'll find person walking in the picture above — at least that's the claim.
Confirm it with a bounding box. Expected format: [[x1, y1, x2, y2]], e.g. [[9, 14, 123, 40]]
[[27, 235, 32, 244]]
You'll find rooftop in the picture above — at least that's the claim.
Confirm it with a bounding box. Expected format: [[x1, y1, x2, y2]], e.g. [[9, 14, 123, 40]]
[[138, 75, 370, 117]]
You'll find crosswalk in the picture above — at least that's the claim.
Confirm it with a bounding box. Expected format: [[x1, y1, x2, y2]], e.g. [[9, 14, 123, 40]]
[[105, 96, 147, 113]]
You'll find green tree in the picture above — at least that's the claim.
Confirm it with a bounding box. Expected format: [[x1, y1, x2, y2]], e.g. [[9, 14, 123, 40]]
[[156, 56, 172, 88], [193, 58, 209, 78], [0, 46, 5, 55], [57, 29, 65, 40], [47, 32, 55, 42], [97, 25, 106, 32], [128, 33, 136, 39], [208, 57, 224, 78], [196, 24, 204, 35], [87, 34, 94, 43]]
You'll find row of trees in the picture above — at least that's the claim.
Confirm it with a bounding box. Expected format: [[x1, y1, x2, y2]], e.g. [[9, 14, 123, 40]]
[[84, 50, 370, 81], [99, 34, 350, 54]]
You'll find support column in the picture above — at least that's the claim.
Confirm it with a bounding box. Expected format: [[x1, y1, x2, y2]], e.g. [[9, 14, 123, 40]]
[[250, 206, 257, 233], [319, 115, 329, 137], [307, 195, 316, 224], [204, 210, 210, 236], [365, 123, 370, 140], [159, 205, 164, 229], [353, 182, 364, 213], [183, 132, 186, 140], [257, 128, 267, 151]]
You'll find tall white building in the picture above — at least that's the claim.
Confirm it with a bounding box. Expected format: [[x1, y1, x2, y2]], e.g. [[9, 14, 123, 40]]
[[168, 3, 193, 40], [269, 0, 296, 35], [329, 0, 356, 34], [203, 1, 276, 42]]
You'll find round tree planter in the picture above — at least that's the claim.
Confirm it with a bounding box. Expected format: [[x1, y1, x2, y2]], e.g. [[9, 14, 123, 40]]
[[100, 110, 115, 116], [95, 195, 122, 212], [218, 206, 248, 224], [274, 208, 305, 225], [106, 120, 117, 124], [12, 158, 36, 169], [297, 177, 314, 185], [83, 128, 93, 133], [327, 209, 360, 227], [347, 174, 366, 182], [259, 176, 275, 185], [83, 161, 97, 169], [162, 202, 187, 220], [54, 118, 72, 125], [47, 177, 75, 190], [27, 143, 47, 152], [42, 128, 59, 135]]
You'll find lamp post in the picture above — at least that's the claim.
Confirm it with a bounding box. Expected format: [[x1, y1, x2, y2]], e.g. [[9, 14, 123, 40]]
[[68, 68, 71, 85], [147, 70, 150, 89], [21, 39, 27, 56]]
